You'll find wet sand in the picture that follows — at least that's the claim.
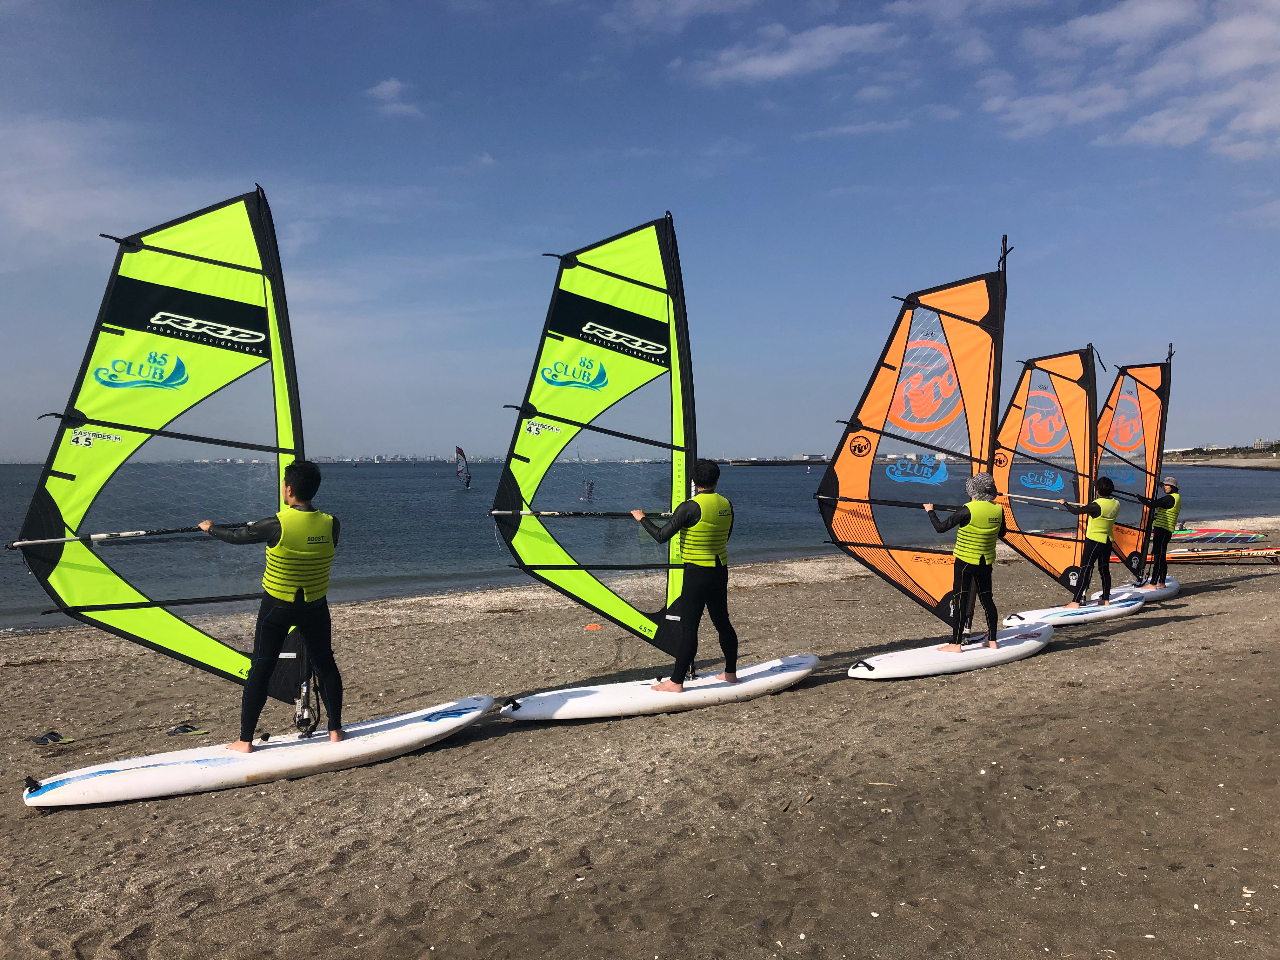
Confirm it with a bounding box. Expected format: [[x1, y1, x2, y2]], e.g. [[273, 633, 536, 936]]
[[1, 522, 1277, 959]]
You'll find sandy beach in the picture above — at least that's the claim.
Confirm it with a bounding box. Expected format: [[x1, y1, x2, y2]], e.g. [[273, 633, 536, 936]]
[[1, 521, 1277, 959]]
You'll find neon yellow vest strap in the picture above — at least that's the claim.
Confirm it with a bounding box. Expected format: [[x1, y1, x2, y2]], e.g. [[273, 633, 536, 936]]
[[680, 492, 732, 567], [953, 499, 1002, 564], [263, 508, 335, 602], [1153, 492, 1181, 532], [1085, 497, 1120, 543]]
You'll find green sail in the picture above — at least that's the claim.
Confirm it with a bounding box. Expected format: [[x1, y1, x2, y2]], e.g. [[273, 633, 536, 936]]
[[16, 188, 302, 686], [491, 215, 696, 656]]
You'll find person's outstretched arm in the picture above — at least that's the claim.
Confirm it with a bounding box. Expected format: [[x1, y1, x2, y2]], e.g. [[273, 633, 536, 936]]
[[633, 500, 701, 544], [925, 504, 970, 533], [1058, 501, 1100, 517], [198, 516, 281, 546]]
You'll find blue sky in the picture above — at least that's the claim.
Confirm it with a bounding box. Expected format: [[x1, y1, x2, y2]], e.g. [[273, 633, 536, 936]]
[[1, 0, 1277, 461]]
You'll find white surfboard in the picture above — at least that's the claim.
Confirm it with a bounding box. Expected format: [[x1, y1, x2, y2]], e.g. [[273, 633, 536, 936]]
[[847, 623, 1053, 680], [1094, 575, 1180, 602], [499, 654, 818, 721], [23, 695, 493, 807], [1004, 593, 1145, 627]]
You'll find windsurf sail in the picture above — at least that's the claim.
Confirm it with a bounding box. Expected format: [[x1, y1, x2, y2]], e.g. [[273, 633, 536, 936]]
[[816, 239, 1008, 628], [991, 347, 1098, 590], [10, 188, 301, 690], [455, 446, 471, 488], [1095, 346, 1173, 575], [490, 214, 694, 656]]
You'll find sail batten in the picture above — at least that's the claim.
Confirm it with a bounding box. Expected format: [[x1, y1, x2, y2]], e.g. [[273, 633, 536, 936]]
[[817, 244, 1008, 629], [492, 214, 695, 656]]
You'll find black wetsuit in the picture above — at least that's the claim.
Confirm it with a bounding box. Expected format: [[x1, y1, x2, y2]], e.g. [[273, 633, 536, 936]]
[[1061, 502, 1113, 602], [208, 510, 344, 741], [1148, 492, 1177, 585], [927, 504, 1007, 643], [641, 498, 739, 684]]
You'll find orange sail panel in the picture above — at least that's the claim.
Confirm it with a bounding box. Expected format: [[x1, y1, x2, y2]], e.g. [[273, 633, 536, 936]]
[[1096, 349, 1173, 575], [992, 348, 1097, 591], [817, 259, 1006, 628]]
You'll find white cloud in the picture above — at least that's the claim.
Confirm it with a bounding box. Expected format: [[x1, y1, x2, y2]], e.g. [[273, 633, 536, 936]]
[[1063, 0, 1201, 50], [604, 0, 757, 33], [1238, 197, 1280, 226], [365, 78, 424, 118], [799, 118, 912, 138], [688, 22, 902, 84], [985, 82, 1130, 136]]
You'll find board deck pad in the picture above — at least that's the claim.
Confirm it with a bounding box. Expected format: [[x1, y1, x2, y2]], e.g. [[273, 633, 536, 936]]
[[1004, 594, 1145, 627], [1096, 575, 1180, 602], [24, 695, 494, 807], [848, 623, 1052, 680], [499, 654, 818, 721]]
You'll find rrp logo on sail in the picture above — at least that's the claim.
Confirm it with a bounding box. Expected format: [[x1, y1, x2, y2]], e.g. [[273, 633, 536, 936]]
[[93, 352, 189, 390]]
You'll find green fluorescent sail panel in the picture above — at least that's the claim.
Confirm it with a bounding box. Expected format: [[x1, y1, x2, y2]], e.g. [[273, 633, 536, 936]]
[[492, 214, 696, 657], [16, 187, 303, 687]]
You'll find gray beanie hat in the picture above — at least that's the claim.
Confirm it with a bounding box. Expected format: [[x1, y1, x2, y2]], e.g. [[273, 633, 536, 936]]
[[966, 472, 997, 502]]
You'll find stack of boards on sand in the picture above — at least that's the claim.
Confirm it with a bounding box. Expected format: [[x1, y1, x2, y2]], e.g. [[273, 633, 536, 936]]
[[24, 697, 494, 808], [847, 623, 1053, 680], [487, 215, 813, 722]]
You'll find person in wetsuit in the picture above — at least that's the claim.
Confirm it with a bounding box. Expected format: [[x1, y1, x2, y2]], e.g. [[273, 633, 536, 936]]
[[197, 460, 344, 753], [1145, 477, 1180, 588], [1059, 475, 1121, 607], [630, 458, 738, 692], [924, 472, 1006, 652]]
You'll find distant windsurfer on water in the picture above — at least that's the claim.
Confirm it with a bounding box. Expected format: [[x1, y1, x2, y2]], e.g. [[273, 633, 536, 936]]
[[631, 459, 739, 692], [198, 460, 345, 753], [1145, 477, 1180, 588], [924, 472, 1005, 652], [1059, 475, 1121, 607]]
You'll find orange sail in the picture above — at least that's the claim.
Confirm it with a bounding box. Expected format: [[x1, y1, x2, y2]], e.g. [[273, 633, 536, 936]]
[[992, 348, 1098, 591], [1096, 347, 1173, 575], [816, 240, 1008, 628]]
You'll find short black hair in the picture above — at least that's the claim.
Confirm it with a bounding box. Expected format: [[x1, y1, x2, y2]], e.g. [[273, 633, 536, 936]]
[[694, 458, 720, 488], [1095, 476, 1114, 496], [284, 460, 322, 501]]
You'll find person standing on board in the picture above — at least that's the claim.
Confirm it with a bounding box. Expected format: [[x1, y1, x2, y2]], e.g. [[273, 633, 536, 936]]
[[197, 460, 345, 752], [924, 472, 1006, 652], [1145, 477, 1180, 588], [631, 459, 739, 692], [1059, 475, 1121, 607]]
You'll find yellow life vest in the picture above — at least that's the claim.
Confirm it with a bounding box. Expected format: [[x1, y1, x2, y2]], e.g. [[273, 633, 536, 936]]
[[1152, 492, 1181, 532], [679, 492, 732, 567], [1085, 497, 1120, 544], [953, 499, 1002, 564], [262, 507, 335, 602]]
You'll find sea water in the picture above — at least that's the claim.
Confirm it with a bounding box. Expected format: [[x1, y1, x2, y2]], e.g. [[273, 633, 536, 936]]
[[1, 462, 1276, 632]]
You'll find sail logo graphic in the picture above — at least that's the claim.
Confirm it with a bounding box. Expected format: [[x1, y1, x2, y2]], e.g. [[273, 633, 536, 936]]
[[1103, 464, 1136, 485], [1109, 394, 1144, 452], [148, 312, 266, 345], [69, 429, 123, 448], [1019, 470, 1064, 492], [885, 455, 948, 485], [848, 434, 873, 458], [525, 420, 562, 436], [541, 357, 608, 391], [93, 351, 189, 390], [1019, 389, 1069, 455], [994, 452, 1009, 468], [887, 340, 962, 433], [581, 321, 666, 356]]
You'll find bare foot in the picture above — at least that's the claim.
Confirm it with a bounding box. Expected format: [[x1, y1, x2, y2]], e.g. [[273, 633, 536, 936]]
[[226, 740, 253, 754], [936, 643, 964, 652], [988, 639, 1000, 650], [1100, 600, 1111, 605], [651, 679, 684, 692], [716, 671, 739, 683], [1064, 602, 1081, 609], [329, 729, 346, 743]]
